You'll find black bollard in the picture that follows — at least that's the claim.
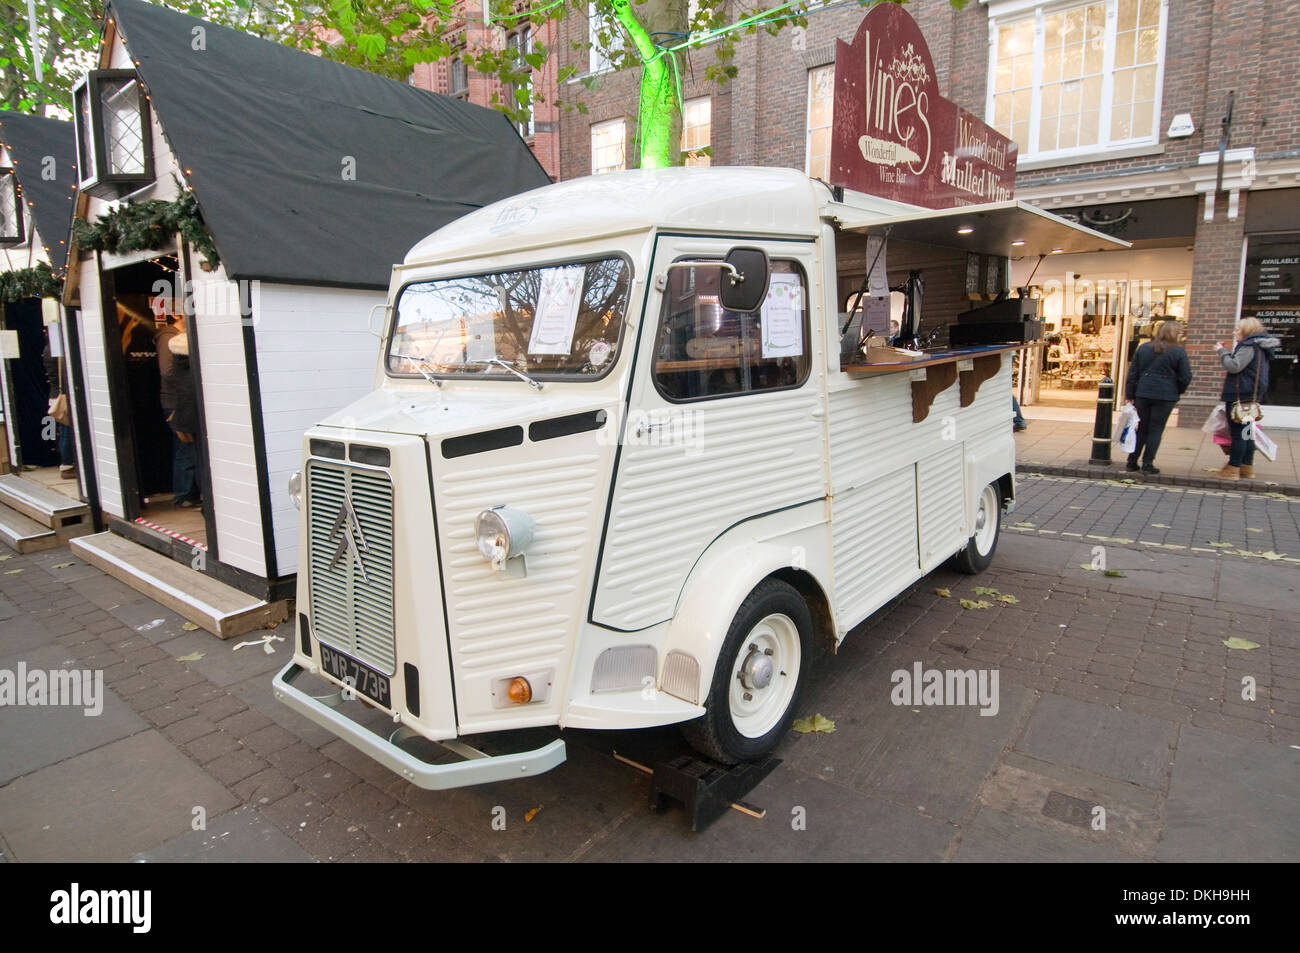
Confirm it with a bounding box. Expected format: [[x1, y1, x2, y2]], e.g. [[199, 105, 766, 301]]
[[1089, 376, 1114, 466]]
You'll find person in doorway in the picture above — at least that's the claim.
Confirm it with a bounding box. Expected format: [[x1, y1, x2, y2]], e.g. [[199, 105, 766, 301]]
[[155, 313, 182, 500], [1123, 319, 1192, 475], [166, 333, 202, 508], [1212, 318, 1280, 480], [42, 333, 75, 478]]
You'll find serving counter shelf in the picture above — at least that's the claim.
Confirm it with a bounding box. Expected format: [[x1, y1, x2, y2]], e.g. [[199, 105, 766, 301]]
[[842, 343, 1039, 423]]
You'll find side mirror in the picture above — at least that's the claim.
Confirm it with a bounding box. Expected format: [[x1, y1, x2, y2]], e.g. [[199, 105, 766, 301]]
[[367, 302, 389, 340], [719, 247, 770, 313]]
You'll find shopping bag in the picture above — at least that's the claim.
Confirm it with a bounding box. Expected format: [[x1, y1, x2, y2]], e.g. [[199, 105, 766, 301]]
[[1253, 422, 1278, 462], [1115, 404, 1139, 453], [1201, 403, 1229, 438]]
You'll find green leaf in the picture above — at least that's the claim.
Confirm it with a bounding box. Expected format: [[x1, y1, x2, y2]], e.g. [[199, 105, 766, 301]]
[[793, 713, 836, 734], [1222, 637, 1260, 651], [996, 593, 1019, 604], [960, 599, 994, 610], [1103, 569, 1125, 577], [176, 652, 205, 662], [356, 33, 386, 60], [972, 586, 999, 597]]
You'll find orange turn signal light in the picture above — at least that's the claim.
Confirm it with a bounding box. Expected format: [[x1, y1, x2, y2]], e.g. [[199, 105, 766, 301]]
[[507, 676, 532, 705]]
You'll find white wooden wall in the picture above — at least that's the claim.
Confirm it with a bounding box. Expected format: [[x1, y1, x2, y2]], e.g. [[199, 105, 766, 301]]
[[253, 282, 383, 575], [190, 262, 265, 577], [73, 259, 124, 516]]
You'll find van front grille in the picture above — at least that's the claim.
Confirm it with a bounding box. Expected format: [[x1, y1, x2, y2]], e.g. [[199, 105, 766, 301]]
[[306, 462, 396, 675]]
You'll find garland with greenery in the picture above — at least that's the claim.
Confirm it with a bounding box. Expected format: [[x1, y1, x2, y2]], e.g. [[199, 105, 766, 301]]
[[0, 261, 62, 303], [72, 192, 220, 271]]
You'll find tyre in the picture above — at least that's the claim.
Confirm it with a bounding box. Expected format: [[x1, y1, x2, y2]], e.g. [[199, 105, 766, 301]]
[[951, 481, 1001, 575], [681, 579, 812, 764]]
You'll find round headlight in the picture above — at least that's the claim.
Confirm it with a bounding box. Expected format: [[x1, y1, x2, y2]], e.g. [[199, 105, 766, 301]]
[[474, 506, 535, 569], [288, 470, 303, 510]]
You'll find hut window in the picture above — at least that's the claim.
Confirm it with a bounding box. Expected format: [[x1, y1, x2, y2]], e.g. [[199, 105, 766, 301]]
[[0, 168, 22, 246], [72, 69, 155, 200]]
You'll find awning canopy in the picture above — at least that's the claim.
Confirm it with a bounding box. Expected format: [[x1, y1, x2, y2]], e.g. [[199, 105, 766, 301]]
[[835, 199, 1131, 258]]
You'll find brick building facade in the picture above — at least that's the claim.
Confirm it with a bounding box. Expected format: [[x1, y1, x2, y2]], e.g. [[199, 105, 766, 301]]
[[545, 0, 1300, 427], [408, 3, 561, 180]]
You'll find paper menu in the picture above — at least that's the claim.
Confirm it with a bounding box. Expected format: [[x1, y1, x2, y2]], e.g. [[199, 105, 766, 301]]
[[527, 265, 584, 356], [761, 274, 804, 358]]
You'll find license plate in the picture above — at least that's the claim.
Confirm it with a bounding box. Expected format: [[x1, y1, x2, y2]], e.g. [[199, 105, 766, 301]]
[[319, 645, 391, 708]]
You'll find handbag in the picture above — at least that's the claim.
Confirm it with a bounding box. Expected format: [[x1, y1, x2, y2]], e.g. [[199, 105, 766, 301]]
[[1229, 345, 1263, 423], [49, 392, 71, 427]]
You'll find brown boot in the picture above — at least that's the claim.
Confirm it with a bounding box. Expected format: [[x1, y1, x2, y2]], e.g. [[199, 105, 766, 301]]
[[1240, 465, 1254, 479], [1214, 464, 1241, 480]]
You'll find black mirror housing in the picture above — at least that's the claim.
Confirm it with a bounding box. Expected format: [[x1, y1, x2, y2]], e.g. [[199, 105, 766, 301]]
[[719, 247, 770, 313]]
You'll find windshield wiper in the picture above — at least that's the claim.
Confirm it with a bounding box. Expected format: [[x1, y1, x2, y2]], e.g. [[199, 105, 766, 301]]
[[391, 352, 443, 388], [464, 358, 545, 391]]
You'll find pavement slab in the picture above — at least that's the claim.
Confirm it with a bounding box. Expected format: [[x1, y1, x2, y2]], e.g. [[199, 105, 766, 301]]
[[134, 805, 313, 863]]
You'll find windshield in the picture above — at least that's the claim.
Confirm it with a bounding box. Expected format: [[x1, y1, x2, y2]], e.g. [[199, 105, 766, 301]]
[[388, 257, 632, 380]]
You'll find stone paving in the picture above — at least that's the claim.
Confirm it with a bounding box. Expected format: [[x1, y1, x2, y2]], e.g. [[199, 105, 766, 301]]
[[0, 475, 1297, 862]]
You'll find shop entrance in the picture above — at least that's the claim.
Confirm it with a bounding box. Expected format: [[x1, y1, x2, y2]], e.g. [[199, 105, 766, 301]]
[[101, 258, 210, 549]]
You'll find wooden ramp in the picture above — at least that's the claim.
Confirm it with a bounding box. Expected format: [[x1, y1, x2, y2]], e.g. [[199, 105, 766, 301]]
[[0, 473, 91, 553], [70, 532, 289, 639]]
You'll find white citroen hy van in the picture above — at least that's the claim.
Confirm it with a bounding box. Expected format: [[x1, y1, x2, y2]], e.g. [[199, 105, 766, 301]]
[[273, 167, 1115, 789]]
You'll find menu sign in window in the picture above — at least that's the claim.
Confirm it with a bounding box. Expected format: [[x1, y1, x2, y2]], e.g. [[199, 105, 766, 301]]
[[1241, 233, 1300, 406]]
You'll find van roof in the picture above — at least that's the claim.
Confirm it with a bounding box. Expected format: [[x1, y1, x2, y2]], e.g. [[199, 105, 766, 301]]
[[400, 166, 1126, 269], [402, 167, 899, 267]]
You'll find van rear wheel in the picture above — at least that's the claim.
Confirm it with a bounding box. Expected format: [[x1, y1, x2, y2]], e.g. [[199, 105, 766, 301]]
[[952, 482, 1001, 574], [681, 579, 811, 765]]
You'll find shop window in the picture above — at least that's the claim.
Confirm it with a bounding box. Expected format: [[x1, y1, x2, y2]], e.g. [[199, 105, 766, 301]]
[[681, 97, 711, 167], [987, 0, 1166, 161], [591, 119, 626, 174], [654, 259, 810, 402], [507, 29, 534, 138], [0, 168, 23, 246], [450, 57, 469, 99], [72, 69, 155, 200], [589, 2, 625, 74], [806, 65, 834, 181]]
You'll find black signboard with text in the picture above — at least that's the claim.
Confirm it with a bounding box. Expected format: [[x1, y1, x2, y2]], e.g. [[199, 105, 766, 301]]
[[1241, 234, 1300, 406]]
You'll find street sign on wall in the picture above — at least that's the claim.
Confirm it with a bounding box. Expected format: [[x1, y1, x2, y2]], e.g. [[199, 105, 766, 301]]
[[829, 4, 1017, 208]]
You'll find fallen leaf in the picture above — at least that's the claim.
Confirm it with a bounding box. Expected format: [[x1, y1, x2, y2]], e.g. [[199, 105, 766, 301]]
[[1257, 551, 1287, 560], [51, 562, 75, 569], [1247, 528, 1263, 533], [793, 713, 836, 734], [972, 585, 1000, 597], [1103, 570, 1125, 578], [1222, 637, 1260, 651], [0, 554, 12, 561], [959, 599, 995, 610], [1068, 505, 1083, 510], [175, 651, 205, 662], [1080, 564, 1099, 571], [1207, 542, 1233, 548], [4, 569, 22, 575], [524, 807, 540, 823], [1151, 523, 1170, 529], [181, 622, 200, 631], [935, 588, 951, 598], [996, 593, 1019, 604], [1013, 521, 1035, 528]]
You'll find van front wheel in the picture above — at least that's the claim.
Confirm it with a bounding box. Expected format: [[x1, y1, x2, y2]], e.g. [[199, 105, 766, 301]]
[[681, 579, 811, 764], [952, 482, 1001, 574]]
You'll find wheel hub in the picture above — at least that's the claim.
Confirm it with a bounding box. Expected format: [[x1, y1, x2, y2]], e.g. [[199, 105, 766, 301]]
[[739, 646, 774, 691], [975, 505, 987, 531]]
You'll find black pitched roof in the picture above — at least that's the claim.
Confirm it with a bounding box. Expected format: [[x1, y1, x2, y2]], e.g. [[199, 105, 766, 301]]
[[0, 113, 78, 275], [107, 0, 551, 288]]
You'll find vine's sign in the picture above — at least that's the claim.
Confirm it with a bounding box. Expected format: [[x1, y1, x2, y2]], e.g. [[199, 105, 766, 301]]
[[829, 4, 1017, 209]]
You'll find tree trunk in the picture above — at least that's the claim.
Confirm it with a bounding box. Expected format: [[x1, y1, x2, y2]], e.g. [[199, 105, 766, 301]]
[[610, 0, 687, 169]]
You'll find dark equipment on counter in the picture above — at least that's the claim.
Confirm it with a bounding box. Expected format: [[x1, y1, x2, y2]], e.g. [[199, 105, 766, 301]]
[[892, 270, 924, 349], [948, 294, 1043, 346]]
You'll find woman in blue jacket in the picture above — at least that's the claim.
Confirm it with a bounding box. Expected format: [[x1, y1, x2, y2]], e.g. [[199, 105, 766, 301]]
[[1124, 319, 1192, 474], [1213, 318, 1280, 480]]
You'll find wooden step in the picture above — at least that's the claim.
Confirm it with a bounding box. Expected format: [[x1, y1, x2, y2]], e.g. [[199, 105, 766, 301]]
[[0, 502, 59, 553], [0, 473, 90, 534], [70, 532, 289, 639]]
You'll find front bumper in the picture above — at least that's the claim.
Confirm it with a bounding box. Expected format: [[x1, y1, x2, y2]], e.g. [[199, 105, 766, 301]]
[[273, 663, 567, 790]]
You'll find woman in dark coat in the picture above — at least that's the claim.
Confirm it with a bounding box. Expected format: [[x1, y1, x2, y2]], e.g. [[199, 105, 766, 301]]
[[1213, 318, 1280, 480], [1124, 319, 1192, 474]]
